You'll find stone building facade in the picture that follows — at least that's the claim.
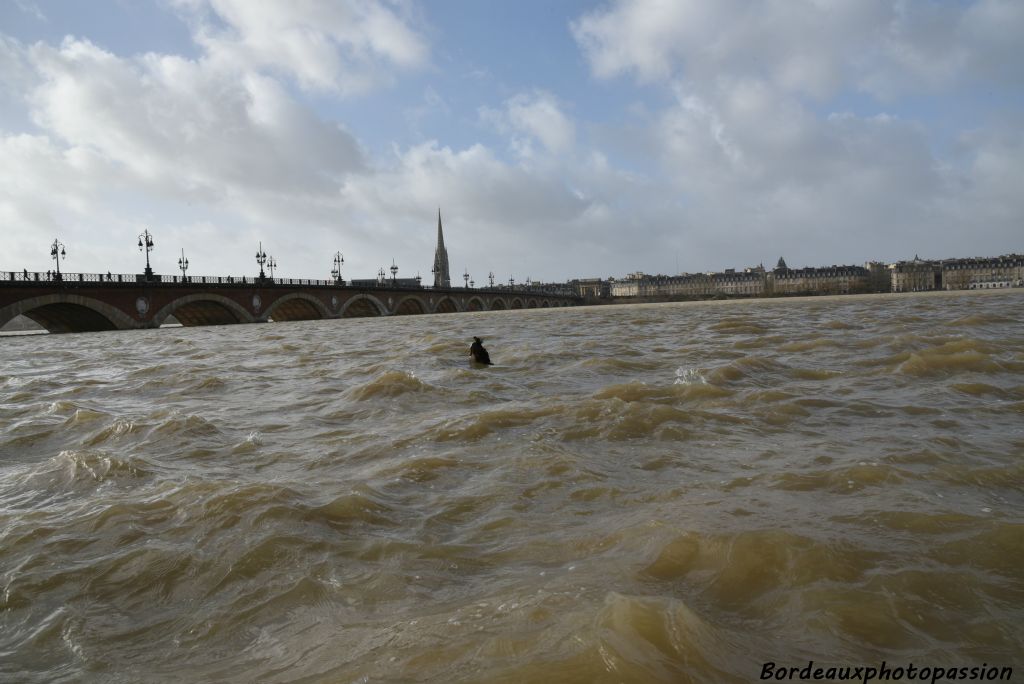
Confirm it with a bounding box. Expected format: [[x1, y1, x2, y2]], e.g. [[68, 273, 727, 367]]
[[571, 278, 608, 298], [770, 265, 872, 295], [888, 256, 940, 292], [940, 255, 1024, 290], [608, 277, 639, 297], [590, 253, 1021, 303], [606, 262, 878, 300]]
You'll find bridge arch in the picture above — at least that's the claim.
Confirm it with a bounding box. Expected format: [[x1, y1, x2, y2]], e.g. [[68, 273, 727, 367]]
[[527, 298, 539, 309], [265, 292, 330, 322], [340, 294, 386, 317], [0, 293, 135, 333], [510, 298, 524, 309], [153, 293, 255, 327], [490, 298, 507, 310], [433, 297, 458, 314], [466, 297, 485, 312], [393, 295, 427, 316], [542, 300, 550, 308]]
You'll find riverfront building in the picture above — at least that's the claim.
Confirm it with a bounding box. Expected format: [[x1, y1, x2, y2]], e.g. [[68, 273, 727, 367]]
[[940, 255, 1024, 290], [592, 254, 1022, 301], [770, 264, 873, 295], [605, 262, 874, 300], [889, 256, 940, 293], [888, 255, 1024, 292]]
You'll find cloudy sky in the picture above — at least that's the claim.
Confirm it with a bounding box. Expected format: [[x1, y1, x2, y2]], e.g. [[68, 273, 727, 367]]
[[1, 1, 1021, 283]]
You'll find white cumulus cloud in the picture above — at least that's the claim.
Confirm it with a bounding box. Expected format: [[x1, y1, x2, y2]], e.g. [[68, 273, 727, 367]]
[[571, 0, 1024, 98], [173, 0, 430, 94], [480, 90, 576, 158]]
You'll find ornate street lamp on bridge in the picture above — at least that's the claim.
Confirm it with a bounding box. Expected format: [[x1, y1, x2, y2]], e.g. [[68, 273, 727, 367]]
[[138, 229, 155, 280], [377, 267, 386, 286], [390, 260, 398, 284], [268, 256, 277, 279], [488, 271, 495, 288], [509, 276, 515, 290], [178, 249, 189, 281], [50, 239, 66, 281], [255, 242, 267, 280], [463, 268, 470, 289], [331, 252, 344, 284]]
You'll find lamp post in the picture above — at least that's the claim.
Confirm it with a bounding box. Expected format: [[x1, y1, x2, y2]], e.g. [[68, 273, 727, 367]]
[[509, 276, 514, 290], [255, 242, 267, 279], [49, 239, 67, 281], [470, 278, 475, 288], [390, 260, 398, 284], [138, 229, 155, 280], [331, 252, 344, 284], [488, 271, 495, 288], [463, 268, 470, 289], [378, 267, 385, 286], [178, 249, 189, 281], [267, 256, 277, 279]]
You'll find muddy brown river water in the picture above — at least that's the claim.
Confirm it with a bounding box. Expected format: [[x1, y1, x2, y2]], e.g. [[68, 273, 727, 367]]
[[1, 290, 1022, 682]]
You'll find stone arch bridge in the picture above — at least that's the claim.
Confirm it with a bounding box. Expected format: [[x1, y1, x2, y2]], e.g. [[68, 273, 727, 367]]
[[0, 271, 581, 334]]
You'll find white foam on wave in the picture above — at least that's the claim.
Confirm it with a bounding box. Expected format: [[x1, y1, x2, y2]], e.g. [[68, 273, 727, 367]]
[[58, 450, 112, 481], [111, 418, 135, 436], [674, 367, 707, 385]]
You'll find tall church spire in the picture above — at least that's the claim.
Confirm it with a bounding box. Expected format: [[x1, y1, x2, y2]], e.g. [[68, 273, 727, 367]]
[[432, 208, 451, 288]]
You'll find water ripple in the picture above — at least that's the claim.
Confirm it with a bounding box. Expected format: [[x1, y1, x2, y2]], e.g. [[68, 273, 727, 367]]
[[1, 290, 1023, 681]]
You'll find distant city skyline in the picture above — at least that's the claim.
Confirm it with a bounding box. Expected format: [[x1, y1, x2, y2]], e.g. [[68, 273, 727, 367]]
[[1, 1, 1022, 282]]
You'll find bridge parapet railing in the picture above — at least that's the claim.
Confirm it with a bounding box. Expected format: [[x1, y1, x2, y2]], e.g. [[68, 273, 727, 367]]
[[2, 270, 140, 284], [1, 271, 337, 286], [260, 277, 336, 287], [455, 286, 579, 297], [2, 271, 582, 298]]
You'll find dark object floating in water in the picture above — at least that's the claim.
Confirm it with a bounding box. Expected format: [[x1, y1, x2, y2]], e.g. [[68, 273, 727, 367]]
[[470, 337, 493, 365]]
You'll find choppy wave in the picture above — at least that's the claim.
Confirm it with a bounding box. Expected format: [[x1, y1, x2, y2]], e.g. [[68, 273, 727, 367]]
[[347, 369, 434, 400], [1, 289, 1023, 682], [898, 344, 1006, 376]]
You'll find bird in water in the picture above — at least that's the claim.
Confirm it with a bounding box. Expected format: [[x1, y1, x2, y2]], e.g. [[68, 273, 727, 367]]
[[470, 337, 493, 365]]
